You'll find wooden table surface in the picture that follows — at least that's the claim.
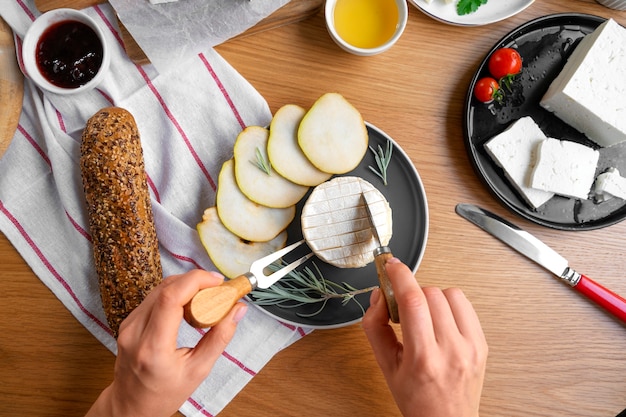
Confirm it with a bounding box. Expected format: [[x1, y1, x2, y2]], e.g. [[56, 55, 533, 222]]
[[2, 1, 626, 416]]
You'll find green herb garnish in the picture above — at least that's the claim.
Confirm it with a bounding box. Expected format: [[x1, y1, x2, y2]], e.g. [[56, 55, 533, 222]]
[[457, 0, 488, 16], [250, 261, 377, 317], [368, 140, 393, 186], [253, 147, 271, 175]]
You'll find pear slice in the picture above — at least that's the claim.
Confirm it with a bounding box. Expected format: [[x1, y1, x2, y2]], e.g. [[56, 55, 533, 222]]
[[268, 104, 332, 187], [234, 126, 309, 208], [216, 159, 295, 242], [197, 207, 287, 279], [298, 93, 368, 174]]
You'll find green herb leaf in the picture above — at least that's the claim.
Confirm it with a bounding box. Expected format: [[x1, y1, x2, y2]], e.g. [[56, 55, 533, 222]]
[[250, 261, 377, 317], [252, 147, 271, 175], [456, 0, 488, 16], [368, 140, 393, 186]]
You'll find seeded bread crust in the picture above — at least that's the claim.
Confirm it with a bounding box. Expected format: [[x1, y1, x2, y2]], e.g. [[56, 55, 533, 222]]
[[80, 107, 162, 337]]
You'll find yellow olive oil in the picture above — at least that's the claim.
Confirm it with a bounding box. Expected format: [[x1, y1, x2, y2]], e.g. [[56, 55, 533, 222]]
[[333, 0, 399, 49]]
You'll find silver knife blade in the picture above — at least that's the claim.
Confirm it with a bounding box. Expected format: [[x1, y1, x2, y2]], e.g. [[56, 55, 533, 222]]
[[455, 203, 569, 278], [361, 192, 383, 247]]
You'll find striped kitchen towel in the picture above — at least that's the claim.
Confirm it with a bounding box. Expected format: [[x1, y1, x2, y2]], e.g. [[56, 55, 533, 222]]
[[0, 1, 311, 416]]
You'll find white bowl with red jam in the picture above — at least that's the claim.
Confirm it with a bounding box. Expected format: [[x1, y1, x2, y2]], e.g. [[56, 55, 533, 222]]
[[22, 8, 110, 95]]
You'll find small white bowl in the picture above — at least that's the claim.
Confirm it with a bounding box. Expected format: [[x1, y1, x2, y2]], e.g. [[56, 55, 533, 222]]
[[22, 8, 110, 95], [325, 0, 408, 56]]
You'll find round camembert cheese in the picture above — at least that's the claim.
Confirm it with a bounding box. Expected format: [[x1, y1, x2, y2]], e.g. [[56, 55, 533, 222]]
[[301, 176, 392, 268]]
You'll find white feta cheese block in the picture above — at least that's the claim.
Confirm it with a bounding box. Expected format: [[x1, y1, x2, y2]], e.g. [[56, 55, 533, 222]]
[[540, 19, 626, 148], [301, 176, 392, 269], [530, 138, 600, 200], [484, 116, 554, 209], [593, 168, 626, 202]]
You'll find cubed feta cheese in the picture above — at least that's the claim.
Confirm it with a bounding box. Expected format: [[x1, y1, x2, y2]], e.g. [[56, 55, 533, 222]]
[[530, 138, 599, 199], [484, 116, 554, 209], [540, 19, 626, 148], [593, 168, 626, 201]]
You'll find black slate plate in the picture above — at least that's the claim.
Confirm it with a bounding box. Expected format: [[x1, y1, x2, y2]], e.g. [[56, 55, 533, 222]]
[[250, 122, 429, 329], [463, 13, 626, 230]]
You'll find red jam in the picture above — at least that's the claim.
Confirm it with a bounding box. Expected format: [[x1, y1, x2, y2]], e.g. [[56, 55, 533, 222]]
[[36, 20, 103, 89]]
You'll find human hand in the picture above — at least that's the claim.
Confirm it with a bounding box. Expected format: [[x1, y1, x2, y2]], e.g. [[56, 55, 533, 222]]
[[86, 269, 247, 417], [362, 258, 488, 417]]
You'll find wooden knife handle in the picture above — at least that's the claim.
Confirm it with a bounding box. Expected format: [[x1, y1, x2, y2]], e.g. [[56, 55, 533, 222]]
[[184, 274, 253, 328], [574, 274, 626, 323], [374, 248, 400, 323]]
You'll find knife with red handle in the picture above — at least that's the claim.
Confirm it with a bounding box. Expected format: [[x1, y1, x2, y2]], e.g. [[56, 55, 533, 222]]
[[575, 276, 626, 322], [455, 203, 626, 323]]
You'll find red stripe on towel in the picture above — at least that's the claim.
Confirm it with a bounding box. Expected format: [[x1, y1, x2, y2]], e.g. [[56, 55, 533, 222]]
[[55, 109, 66, 133], [198, 53, 246, 130], [277, 320, 308, 337], [15, 36, 25, 75], [65, 210, 92, 243], [97, 88, 115, 106], [137, 66, 217, 191], [186, 397, 215, 417], [93, 5, 125, 47], [16, 0, 36, 22], [166, 250, 203, 270], [18, 124, 50, 167], [95, 5, 217, 191], [20, 123, 92, 245], [194, 327, 258, 376], [145, 174, 161, 203], [222, 350, 257, 377], [0, 200, 112, 336]]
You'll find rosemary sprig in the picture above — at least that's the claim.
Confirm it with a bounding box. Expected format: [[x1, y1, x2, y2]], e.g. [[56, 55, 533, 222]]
[[252, 147, 271, 175], [368, 140, 393, 186], [250, 261, 377, 317]]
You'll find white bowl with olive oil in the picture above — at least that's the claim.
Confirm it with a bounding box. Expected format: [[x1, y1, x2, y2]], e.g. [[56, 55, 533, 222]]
[[325, 0, 408, 56]]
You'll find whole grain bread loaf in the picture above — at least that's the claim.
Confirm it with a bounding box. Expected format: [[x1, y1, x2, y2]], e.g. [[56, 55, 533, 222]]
[[80, 107, 162, 337]]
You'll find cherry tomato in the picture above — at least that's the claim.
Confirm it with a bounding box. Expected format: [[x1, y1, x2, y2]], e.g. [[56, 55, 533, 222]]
[[473, 77, 502, 103], [488, 47, 522, 79]]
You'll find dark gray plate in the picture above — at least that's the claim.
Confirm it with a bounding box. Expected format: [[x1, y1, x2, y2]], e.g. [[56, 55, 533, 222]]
[[250, 122, 429, 329], [463, 13, 626, 230]]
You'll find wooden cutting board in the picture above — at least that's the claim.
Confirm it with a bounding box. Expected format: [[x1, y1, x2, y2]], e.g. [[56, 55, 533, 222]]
[[34, 0, 324, 65], [0, 17, 24, 159]]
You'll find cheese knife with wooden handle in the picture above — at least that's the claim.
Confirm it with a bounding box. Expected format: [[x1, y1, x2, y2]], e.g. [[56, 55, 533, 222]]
[[362, 192, 400, 323], [184, 240, 313, 328]]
